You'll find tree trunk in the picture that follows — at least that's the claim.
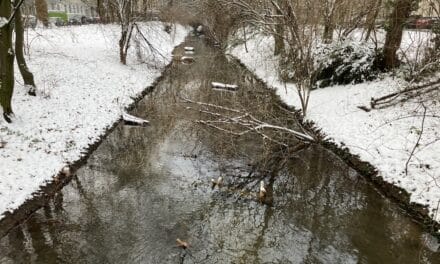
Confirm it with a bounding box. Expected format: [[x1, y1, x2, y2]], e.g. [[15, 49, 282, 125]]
[[97, 0, 107, 23], [382, 0, 414, 69], [119, 29, 128, 65], [0, 0, 15, 122], [15, 1, 37, 96], [119, 24, 134, 65], [322, 0, 339, 44], [274, 8, 284, 56], [35, 0, 49, 27], [323, 21, 334, 43]]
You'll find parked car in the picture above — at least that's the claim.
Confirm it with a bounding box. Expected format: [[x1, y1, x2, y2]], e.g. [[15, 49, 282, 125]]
[[406, 16, 438, 29], [68, 18, 81, 25], [49, 17, 65, 26], [67, 13, 83, 25], [91, 17, 101, 24], [416, 17, 433, 29], [81, 16, 88, 24]]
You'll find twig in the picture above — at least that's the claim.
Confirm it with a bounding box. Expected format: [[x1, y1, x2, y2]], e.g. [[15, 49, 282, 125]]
[[405, 104, 427, 176]]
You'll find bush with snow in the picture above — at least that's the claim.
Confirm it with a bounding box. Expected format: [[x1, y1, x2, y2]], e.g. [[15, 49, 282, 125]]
[[314, 41, 379, 88]]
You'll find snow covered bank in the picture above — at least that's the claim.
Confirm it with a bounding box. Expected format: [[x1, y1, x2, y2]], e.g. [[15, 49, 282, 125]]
[[229, 32, 440, 224], [0, 23, 189, 219]]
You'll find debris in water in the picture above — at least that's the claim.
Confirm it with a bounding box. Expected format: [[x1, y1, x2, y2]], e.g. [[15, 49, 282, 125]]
[[176, 238, 190, 249], [211, 176, 223, 189], [211, 82, 239, 92], [122, 112, 150, 127], [181, 56, 195, 64], [258, 181, 266, 203], [61, 166, 71, 177], [184, 47, 194, 52]]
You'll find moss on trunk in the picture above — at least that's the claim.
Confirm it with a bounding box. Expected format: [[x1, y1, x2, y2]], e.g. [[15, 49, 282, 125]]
[[0, 0, 15, 122]]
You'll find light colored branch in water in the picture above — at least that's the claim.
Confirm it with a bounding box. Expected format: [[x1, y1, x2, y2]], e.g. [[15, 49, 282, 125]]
[[183, 98, 241, 113], [183, 98, 315, 143]]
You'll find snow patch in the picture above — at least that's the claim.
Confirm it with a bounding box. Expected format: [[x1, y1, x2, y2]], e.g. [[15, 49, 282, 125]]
[[0, 23, 190, 219], [0, 17, 8, 28]]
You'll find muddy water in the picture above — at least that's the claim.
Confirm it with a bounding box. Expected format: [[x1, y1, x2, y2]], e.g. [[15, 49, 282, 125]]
[[1, 36, 439, 264]]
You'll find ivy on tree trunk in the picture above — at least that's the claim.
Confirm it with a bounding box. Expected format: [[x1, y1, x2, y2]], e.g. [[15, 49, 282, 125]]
[[0, 0, 15, 122]]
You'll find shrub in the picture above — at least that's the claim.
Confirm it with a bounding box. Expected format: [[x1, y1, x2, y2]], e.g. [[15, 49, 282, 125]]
[[314, 41, 380, 88]]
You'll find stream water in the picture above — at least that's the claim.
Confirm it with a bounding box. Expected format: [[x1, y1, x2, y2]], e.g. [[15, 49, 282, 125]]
[[0, 36, 439, 264]]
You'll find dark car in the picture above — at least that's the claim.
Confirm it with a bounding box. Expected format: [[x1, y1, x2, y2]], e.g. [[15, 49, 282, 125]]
[[406, 15, 420, 29], [49, 17, 65, 26], [416, 17, 433, 29], [406, 16, 438, 29], [68, 18, 81, 25]]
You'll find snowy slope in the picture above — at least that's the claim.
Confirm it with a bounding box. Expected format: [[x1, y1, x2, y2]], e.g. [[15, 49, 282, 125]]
[[0, 23, 189, 219], [229, 32, 440, 223]]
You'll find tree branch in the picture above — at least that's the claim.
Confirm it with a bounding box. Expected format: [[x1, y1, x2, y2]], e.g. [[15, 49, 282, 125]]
[[0, 0, 25, 28], [405, 104, 427, 176]]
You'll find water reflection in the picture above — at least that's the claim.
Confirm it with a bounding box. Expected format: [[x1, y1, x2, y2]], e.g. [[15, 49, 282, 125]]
[[0, 36, 439, 263]]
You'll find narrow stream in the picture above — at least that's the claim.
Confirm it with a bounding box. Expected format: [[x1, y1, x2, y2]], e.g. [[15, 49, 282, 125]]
[[1, 36, 439, 264]]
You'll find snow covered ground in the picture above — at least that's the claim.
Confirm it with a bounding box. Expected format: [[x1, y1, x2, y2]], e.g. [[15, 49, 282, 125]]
[[229, 31, 440, 223], [0, 22, 189, 219]]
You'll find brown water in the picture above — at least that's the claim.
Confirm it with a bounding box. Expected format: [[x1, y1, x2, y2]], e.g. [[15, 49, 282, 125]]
[[0, 36, 439, 264]]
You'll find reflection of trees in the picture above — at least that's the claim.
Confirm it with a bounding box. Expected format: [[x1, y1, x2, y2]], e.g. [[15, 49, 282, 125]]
[[2, 37, 440, 264], [4, 201, 73, 263]]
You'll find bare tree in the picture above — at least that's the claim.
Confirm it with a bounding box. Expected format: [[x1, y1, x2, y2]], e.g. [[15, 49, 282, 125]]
[[100, 0, 164, 65], [364, 0, 383, 41], [15, 0, 36, 96], [115, 0, 135, 65], [222, 0, 321, 115], [321, 0, 344, 43]]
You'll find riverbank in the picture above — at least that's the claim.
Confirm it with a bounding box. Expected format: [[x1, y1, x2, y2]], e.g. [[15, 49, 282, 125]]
[[0, 22, 189, 221], [229, 32, 440, 230]]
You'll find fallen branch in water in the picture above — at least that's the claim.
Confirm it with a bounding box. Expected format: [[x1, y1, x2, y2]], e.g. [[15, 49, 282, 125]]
[[211, 82, 239, 92], [182, 97, 316, 144], [122, 112, 150, 127]]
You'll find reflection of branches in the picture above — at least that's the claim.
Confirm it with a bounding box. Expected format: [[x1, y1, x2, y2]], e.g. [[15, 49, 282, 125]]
[[182, 98, 316, 144]]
